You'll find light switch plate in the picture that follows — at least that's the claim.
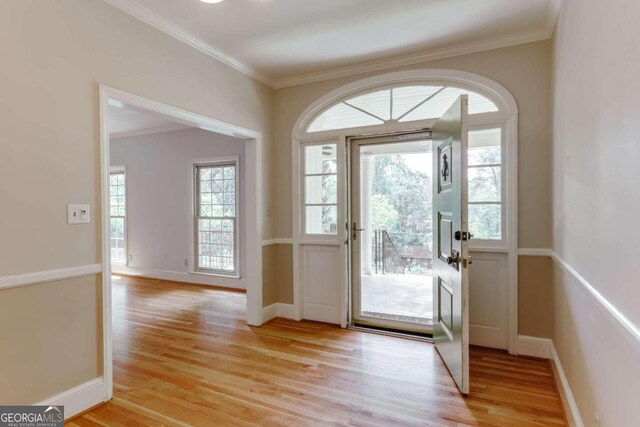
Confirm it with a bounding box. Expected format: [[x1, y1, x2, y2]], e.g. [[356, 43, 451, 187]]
[[68, 204, 90, 224]]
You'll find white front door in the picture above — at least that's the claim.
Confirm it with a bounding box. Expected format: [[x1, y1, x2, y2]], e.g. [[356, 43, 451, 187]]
[[431, 95, 471, 394]]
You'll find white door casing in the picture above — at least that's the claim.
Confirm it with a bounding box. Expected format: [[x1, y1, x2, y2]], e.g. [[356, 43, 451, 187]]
[[291, 70, 518, 354], [431, 95, 470, 394]]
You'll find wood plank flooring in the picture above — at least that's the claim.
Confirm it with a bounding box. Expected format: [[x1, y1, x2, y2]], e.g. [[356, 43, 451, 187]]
[[72, 275, 567, 426]]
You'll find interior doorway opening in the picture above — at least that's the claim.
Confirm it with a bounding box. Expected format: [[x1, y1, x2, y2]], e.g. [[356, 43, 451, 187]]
[[99, 86, 264, 400], [350, 132, 433, 335]]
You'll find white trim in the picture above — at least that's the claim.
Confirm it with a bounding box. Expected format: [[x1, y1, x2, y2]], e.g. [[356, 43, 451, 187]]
[[293, 70, 518, 139], [550, 341, 585, 427], [516, 336, 584, 427], [550, 250, 640, 344], [276, 303, 297, 319], [274, 29, 554, 89], [516, 335, 552, 359], [104, 0, 561, 90], [0, 264, 102, 291], [262, 303, 298, 323], [102, 0, 273, 87], [261, 238, 293, 246], [517, 247, 553, 256], [110, 123, 191, 140], [112, 265, 245, 290], [36, 377, 106, 420], [262, 303, 277, 322], [291, 69, 519, 353], [100, 85, 264, 404]]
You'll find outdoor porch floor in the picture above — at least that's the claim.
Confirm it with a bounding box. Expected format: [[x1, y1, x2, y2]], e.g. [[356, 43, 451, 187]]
[[361, 272, 433, 323]]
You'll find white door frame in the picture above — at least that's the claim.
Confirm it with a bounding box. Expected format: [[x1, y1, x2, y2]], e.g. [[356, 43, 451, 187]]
[[290, 69, 519, 354], [99, 85, 264, 400]]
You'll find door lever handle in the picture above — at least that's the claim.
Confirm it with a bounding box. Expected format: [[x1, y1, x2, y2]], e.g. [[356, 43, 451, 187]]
[[352, 222, 365, 240]]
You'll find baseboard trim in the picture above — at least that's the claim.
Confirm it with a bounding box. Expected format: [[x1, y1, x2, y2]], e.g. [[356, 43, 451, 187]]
[[550, 343, 585, 427], [0, 264, 102, 291], [36, 377, 106, 420], [262, 303, 297, 323], [112, 265, 245, 290], [516, 335, 552, 359], [516, 336, 583, 427]]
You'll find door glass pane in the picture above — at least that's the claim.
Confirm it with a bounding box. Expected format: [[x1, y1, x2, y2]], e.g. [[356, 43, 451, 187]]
[[357, 141, 433, 326]]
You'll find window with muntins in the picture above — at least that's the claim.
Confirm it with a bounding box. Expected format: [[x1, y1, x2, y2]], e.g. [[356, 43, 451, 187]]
[[109, 171, 126, 263], [195, 162, 237, 275], [304, 143, 338, 235], [468, 128, 503, 240], [307, 85, 499, 133]]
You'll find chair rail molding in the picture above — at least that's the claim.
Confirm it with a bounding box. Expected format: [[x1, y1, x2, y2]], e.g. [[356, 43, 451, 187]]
[[550, 250, 640, 344], [0, 264, 102, 291]]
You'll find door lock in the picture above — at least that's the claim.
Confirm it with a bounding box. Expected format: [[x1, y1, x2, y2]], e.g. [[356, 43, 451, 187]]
[[462, 256, 473, 268], [454, 231, 473, 241], [352, 222, 365, 240], [446, 250, 460, 270]]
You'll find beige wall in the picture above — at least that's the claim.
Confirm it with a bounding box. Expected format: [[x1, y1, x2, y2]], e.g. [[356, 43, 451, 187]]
[[0, 275, 102, 404], [0, 0, 274, 404], [262, 245, 277, 306], [272, 41, 555, 334], [273, 40, 553, 248], [551, 0, 640, 424], [518, 256, 554, 338], [275, 244, 294, 304]]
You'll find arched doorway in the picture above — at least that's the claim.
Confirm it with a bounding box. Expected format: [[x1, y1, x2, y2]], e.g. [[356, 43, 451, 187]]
[[291, 69, 519, 353]]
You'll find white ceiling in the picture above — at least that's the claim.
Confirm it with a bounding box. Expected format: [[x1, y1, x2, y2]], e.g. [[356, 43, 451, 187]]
[[105, 0, 560, 87], [109, 105, 189, 138]]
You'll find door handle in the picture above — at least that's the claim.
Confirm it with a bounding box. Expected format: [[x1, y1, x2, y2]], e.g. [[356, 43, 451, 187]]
[[447, 250, 460, 270], [352, 222, 365, 240]]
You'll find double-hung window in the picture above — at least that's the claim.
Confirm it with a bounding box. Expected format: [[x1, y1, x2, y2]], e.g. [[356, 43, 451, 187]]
[[195, 161, 238, 276], [109, 169, 127, 264], [303, 143, 338, 235]]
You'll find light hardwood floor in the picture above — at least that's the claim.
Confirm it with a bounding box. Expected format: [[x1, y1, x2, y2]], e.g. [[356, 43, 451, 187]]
[[72, 275, 567, 426]]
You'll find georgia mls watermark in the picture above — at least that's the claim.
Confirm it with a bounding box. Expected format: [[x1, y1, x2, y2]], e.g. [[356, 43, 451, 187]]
[[0, 406, 64, 427]]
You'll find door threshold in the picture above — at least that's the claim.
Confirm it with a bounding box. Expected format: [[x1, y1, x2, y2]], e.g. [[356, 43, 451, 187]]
[[349, 324, 433, 342]]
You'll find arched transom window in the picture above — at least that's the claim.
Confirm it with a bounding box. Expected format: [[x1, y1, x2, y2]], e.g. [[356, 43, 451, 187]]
[[307, 85, 499, 133]]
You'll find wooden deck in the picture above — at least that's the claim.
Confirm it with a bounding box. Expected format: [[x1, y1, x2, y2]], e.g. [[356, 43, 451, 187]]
[[71, 275, 567, 426]]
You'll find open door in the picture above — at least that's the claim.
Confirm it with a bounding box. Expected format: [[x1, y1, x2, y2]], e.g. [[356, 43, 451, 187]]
[[432, 95, 470, 394]]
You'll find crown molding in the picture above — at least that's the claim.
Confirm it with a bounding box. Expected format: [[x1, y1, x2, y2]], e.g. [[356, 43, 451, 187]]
[[103, 0, 562, 91], [273, 27, 553, 89], [110, 123, 192, 139], [102, 0, 275, 87]]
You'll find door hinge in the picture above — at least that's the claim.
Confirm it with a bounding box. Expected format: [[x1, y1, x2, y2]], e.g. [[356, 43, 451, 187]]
[[454, 231, 473, 241]]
